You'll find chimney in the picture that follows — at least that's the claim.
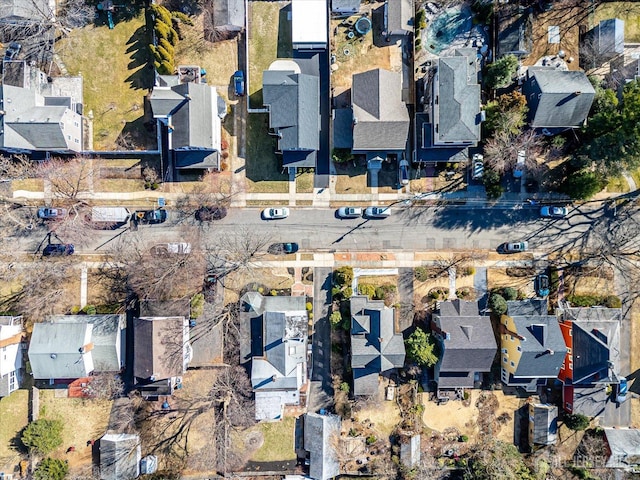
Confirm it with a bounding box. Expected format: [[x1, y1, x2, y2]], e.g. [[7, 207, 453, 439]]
[[545, 349, 554, 355], [79, 342, 94, 353], [575, 91, 582, 95], [271, 375, 277, 382], [378, 337, 384, 344]]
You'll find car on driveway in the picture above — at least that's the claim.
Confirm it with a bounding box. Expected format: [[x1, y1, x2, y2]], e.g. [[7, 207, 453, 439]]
[[233, 70, 245, 97], [268, 243, 299, 254], [43, 243, 74, 256], [364, 206, 391, 218], [471, 153, 484, 180], [4, 42, 21, 61], [614, 377, 628, 404], [134, 209, 168, 224], [540, 206, 568, 218], [38, 207, 68, 220], [195, 206, 227, 221], [152, 242, 191, 255], [337, 207, 362, 219], [262, 207, 289, 220], [535, 274, 550, 297], [498, 241, 529, 254]]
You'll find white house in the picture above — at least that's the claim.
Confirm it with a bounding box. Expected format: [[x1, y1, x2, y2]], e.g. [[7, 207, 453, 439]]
[[0, 316, 24, 397]]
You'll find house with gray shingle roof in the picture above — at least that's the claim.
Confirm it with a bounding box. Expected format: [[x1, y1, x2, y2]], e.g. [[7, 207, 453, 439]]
[[432, 48, 481, 148], [523, 67, 595, 130], [1, 61, 84, 153], [0, 316, 24, 397], [557, 306, 621, 416], [350, 295, 405, 396], [351, 68, 410, 153], [133, 316, 192, 397], [500, 299, 567, 392], [28, 315, 126, 381], [383, 0, 413, 37], [262, 69, 320, 169], [150, 66, 225, 176], [304, 412, 341, 480], [241, 292, 309, 421], [431, 300, 497, 390]]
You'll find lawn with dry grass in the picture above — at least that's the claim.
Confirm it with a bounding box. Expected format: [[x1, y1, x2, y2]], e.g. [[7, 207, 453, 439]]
[[295, 171, 314, 193], [38, 389, 112, 472], [223, 268, 294, 304], [58, 12, 156, 150], [247, 416, 296, 462], [487, 268, 535, 298], [248, 1, 291, 106], [522, 0, 583, 70], [245, 114, 289, 192], [0, 389, 29, 472]]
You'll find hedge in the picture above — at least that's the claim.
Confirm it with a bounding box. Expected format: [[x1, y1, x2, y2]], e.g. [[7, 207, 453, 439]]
[[567, 294, 621, 308]]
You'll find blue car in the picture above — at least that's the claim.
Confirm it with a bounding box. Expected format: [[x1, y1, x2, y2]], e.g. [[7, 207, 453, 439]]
[[233, 70, 245, 97], [615, 377, 628, 404]]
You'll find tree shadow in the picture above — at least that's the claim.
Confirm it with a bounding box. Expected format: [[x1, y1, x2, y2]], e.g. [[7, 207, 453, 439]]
[[277, 4, 293, 59], [125, 25, 154, 90], [120, 116, 158, 151]]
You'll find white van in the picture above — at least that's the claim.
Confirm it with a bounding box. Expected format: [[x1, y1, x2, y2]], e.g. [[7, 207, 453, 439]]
[[90, 207, 131, 226]]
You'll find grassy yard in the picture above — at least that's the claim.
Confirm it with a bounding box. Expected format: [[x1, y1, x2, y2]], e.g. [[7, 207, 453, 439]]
[[11, 179, 44, 192], [174, 17, 238, 90], [606, 175, 631, 193], [334, 163, 370, 193], [58, 11, 156, 151], [94, 179, 146, 192], [245, 114, 289, 192], [0, 390, 29, 470], [295, 171, 314, 193], [594, 2, 640, 42], [249, 416, 296, 462], [248, 1, 292, 106]]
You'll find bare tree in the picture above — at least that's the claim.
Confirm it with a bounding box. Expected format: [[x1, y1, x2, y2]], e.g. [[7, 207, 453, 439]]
[[484, 129, 545, 177], [204, 226, 272, 281], [174, 171, 234, 223], [0, 154, 36, 181], [37, 156, 97, 201], [84, 371, 124, 400]]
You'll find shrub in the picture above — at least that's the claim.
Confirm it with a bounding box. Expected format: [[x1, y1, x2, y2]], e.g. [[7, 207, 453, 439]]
[[358, 283, 376, 298], [562, 171, 605, 200], [330, 311, 343, 327], [159, 38, 175, 56], [567, 295, 601, 307], [489, 293, 507, 315], [415, 266, 430, 282], [171, 11, 194, 25], [332, 148, 354, 164], [343, 287, 353, 299], [151, 4, 173, 25], [604, 295, 622, 308], [483, 167, 504, 199], [366, 435, 377, 445], [548, 266, 560, 293], [340, 382, 350, 393], [460, 266, 476, 277], [415, 38, 421, 48], [34, 458, 68, 480], [565, 413, 590, 431], [306, 302, 313, 311], [374, 284, 397, 300], [159, 60, 174, 75], [459, 434, 469, 442], [349, 428, 358, 437], [81, 304, 96, 315], [485, 54, 518, 89], [308, 312, 313, 320], [21, 419, 64, 455], [331, 286, 343, 300], [189, 294, 204, 319], [333, 266, 353, 287], [405, 327, 438, 367], [502, 287, 518, 301]]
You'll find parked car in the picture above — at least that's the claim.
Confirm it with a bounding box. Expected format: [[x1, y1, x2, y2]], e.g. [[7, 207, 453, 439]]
[[262, 207, 289, 220], [151, 242, 191, 255], [233, 70, 245, 97], [268, 243, 299, 255], [513, 150, 525, 178], [364, 206, 391, 218], [337, 207, 363, 219], [37, 207, 68, 220], [614, 377, 628, 404], [43, 243, 74, 256], [4, 42, 21, 61], [399, 159, 409, 186], [195, 206, 227, 221], [535, 274, 550, 297], [540, 206, 568, 218], [134, 209, 168, 224], [471, 153, 484, 180], [497, 241, 529, 254]]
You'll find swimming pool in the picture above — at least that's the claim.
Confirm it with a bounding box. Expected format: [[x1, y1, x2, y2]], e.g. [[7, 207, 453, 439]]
[[424, 6, 473, 55]]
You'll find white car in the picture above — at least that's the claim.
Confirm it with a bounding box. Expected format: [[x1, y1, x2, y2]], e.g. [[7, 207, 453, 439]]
[[540, 206, 568, 218], [337, 207, 363, 219], [364, 206, 391, 218], [262, 207, 290, 220], [152, 242, 191, 255]]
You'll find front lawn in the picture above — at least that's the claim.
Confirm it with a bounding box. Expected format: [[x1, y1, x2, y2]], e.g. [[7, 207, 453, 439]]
[[245, 114, 288, 192], [58, 11, 156, 150]]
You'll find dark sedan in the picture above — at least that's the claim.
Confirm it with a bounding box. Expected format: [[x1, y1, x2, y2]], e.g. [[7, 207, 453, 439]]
[[43, 243, 74, 256]]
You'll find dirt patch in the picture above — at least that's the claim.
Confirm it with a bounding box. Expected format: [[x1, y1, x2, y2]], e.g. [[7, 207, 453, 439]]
[[488, 268, 535, 298], [223, 268, 295, 303], [419, 390, 523, 444], [522, 0, 584, 70]]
